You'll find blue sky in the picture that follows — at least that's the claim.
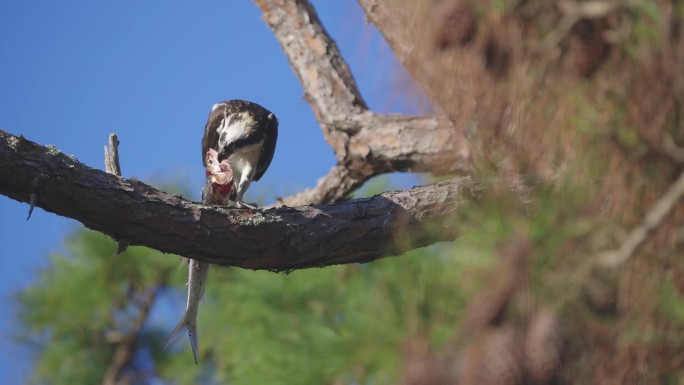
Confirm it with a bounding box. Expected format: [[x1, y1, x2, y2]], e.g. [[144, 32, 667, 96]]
[[0, 1, 426, 382]]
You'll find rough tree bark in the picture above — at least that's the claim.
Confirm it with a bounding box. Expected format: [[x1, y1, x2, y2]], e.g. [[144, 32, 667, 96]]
[[0, 130, 470, 271], [354, 1, 684, 384]]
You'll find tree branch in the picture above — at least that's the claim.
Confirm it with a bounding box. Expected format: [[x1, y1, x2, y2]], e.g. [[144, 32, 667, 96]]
[[598, 171, 684, 267], [0, 130, 471, 271], [104, 133, 122, 177], [255, 0, 366, 125], [102, 285, 159, 385], [255, 0, 470, 205], [277, 113, 469, 207]]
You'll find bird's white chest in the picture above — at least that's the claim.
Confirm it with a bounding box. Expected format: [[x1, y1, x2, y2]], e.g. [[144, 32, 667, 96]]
[[227, 142, 262, 182]]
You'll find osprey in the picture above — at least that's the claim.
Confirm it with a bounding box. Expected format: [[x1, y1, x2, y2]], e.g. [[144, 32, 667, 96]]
[[163, 100, 278, 363], [201, 100, 278, 208]]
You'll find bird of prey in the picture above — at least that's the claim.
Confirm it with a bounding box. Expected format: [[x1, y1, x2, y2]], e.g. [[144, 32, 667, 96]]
[[163, 100, 278, 364], [201, 99, 278, 208]]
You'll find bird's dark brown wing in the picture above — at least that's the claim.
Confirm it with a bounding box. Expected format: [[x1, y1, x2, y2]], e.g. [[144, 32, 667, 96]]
[[201, 104, 226, 167], [253, 112, 278, 181]]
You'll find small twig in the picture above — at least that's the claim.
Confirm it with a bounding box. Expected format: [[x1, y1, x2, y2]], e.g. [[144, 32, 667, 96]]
[[26, 192, 36, 220], [540, 0, 621, 50], [117, 239, 130, 255], [104, 133, 128, 254], [559, 0, 619, 19], [662, 133, 684, 164], [598, 171, 684, 267], [26, 175, 45, 221], [104, 133, 122, 177]]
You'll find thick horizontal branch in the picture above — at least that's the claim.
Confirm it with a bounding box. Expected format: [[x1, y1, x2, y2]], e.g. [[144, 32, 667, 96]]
[[277, 113, 469, 207], [255, 0, 470, 205], [0, 131, 472, 271], [346, 112, 470, 176]]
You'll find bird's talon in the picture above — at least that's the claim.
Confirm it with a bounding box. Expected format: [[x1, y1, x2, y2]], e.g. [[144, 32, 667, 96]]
[[235, 201, 257, 209]]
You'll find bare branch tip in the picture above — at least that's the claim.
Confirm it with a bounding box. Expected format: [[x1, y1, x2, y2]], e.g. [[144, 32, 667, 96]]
[[104, 133, 122, 177], [117, 240, 130, 254], [26, 192, 37, 220]]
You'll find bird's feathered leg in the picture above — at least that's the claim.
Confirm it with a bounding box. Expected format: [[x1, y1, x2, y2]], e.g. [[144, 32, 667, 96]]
[[234, 162, 255, 209]]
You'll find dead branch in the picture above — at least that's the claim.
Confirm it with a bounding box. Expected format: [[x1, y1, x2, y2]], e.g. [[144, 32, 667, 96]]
[[0, 130, 471, 271], [662, 133, 684, 163], [104, 133, 122, 176]]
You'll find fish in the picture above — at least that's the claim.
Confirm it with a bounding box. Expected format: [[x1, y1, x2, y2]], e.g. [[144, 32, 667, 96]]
[[203, 148, 234, 206], [163, 148, 234, 363], [163, 259, 210, 364]]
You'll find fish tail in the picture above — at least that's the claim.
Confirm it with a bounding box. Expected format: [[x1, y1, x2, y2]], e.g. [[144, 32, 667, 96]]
[[163, 308, 200, 364], [188, 315, 199, 365]]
